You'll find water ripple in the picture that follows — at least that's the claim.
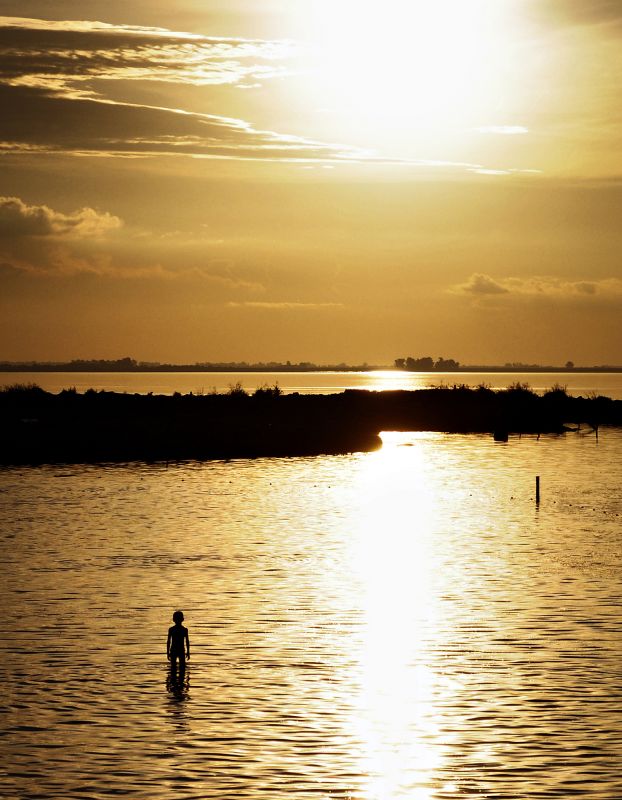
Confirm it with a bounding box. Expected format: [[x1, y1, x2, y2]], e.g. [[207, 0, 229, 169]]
[[1, 431, 621, 798]]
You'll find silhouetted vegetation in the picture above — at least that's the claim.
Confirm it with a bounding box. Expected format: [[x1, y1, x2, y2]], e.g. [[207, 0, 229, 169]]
[[1, 383, 620, 465], [394, 356, 461, 370], [2, 357, 622, 373], [392, 358, 622, 372], [0, 358, 381, 373]]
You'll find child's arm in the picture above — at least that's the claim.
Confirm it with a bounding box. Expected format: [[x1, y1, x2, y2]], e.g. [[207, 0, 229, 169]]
[[185, 628, 190, 659], [166, 629, 171, 660]]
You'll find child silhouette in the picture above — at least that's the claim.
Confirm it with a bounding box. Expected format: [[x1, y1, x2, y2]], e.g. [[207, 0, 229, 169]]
[[167, 610, 190, 671]]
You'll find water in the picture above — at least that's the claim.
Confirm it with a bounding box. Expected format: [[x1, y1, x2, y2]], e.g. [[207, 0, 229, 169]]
[[1, 430, 621, 799], [2, 370, 622, 399]]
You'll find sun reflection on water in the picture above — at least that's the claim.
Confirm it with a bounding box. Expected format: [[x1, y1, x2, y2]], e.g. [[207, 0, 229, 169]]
[[346, 432, 451, 798], [360, 370, 427, 392], [4, 431, 621, 798]]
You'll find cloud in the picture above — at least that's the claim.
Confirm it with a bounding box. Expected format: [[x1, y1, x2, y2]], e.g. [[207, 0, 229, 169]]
[[0, 16, 369, 163], [0, 17, 295, 91], [0, 82, 361, 161], [469, 169, 512, 176], [0, 16, 527, 171], [454, 273, 622, 301], [0, 195, 121, 237], [0, 194, 138, 275], [0, 195, 121, 278], [475, 126, 529, 135], [458, 273, 509, 295], [227, 301, 343, 309], [0, 195, 269, 290], [533, 1, 622, 29]]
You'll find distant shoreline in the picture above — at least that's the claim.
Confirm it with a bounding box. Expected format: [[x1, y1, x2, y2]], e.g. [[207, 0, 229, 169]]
[[1, 364, 622, 374]]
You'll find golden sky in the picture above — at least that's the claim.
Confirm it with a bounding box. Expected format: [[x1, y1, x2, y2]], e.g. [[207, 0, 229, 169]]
[[1, 1, 621, 364]]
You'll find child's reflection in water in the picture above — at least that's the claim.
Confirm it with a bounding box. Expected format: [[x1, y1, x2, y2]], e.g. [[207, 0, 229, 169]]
[[165, 668, 190, 735], [166, 663, 189, 700]]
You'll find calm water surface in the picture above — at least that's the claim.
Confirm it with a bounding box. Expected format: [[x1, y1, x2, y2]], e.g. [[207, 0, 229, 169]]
[[1, 430, 621, 799], [3, 370, 622, 398]]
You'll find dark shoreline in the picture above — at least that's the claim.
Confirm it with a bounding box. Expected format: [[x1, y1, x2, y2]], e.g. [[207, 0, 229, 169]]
[[1, 384, 620, 466], [2, 365, 622, 374]]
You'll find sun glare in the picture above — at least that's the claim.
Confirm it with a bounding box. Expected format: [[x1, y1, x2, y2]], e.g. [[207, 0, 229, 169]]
[[305, 0, 519, 146], [346, 432, 450, 797]]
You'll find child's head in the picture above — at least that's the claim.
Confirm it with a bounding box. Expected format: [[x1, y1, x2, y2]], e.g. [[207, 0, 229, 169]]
[[172, 610, 184, 624]]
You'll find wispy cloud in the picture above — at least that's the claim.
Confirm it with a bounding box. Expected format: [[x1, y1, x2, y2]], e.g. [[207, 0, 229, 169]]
[[227, 301, 343, 309], [0, 82, 361, 161], [468, 167, 542, 176], [0, 16, 369, 162], [0, 16, 538, 172], [0, 16, 296, 93], [475, 126, 529, 135], [454, 272, 622, 300], [533, 1, 622, 29]]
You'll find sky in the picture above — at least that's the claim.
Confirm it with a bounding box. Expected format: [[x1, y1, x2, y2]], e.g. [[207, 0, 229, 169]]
[[1, 0, 621, 365]]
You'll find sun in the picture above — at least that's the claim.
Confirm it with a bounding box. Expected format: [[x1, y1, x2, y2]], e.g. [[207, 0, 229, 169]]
[[302, 0, 519, 146]]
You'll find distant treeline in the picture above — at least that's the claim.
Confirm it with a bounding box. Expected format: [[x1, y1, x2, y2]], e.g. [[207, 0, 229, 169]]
[[394, 356, 622, 372], [1, 382, 620, 465], [0, 357, 380, 373], [395, 356, 460, 370], [1, 357, 621, 373]]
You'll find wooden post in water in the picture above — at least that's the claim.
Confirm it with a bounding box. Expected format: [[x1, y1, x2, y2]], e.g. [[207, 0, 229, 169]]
[[536, 475, 540, 504]]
